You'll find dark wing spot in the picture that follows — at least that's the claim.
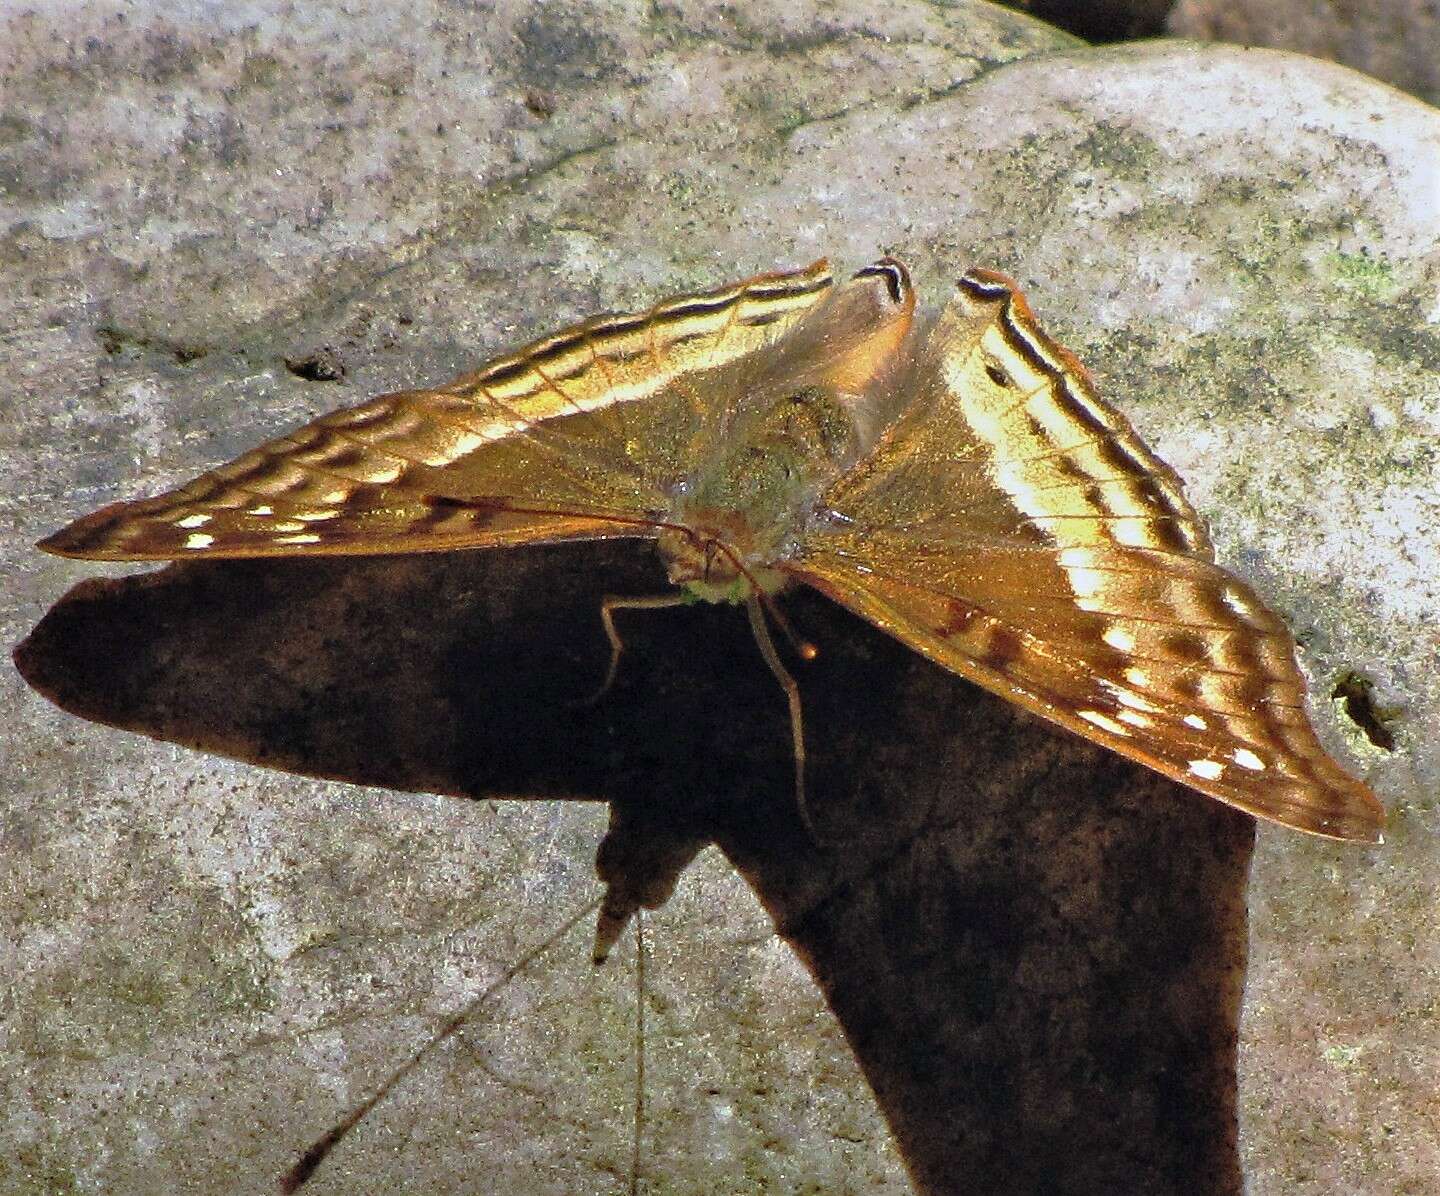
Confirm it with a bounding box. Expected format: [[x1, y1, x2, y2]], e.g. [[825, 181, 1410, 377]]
[[937, 599, 981, 638], [1172, 672, 1205, 700], [1162, 631, 1211, 663], [1223, 631, 1263, 677], [985, 362, 1012, 388], [320, 444, 387, 474], [412, 494, 512, 532], [981, 627, 1023, 671], [1146, 519, 1192, 553], [1091, 437, 1147, 480], [1232, 673, 1272, 707], [1134, 478, 1166, 505]]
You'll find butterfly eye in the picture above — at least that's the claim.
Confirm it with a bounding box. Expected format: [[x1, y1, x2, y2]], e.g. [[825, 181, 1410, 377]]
[[984, 362, 1012, 388]]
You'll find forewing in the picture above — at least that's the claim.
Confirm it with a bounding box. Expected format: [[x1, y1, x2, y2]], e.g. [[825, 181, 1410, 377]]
[[41, 262, 836, 560], [791, 270, 1383, 841]]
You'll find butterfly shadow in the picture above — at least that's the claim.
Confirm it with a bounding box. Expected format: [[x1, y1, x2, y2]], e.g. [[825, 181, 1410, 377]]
[[14, 540, 1253, 1196]]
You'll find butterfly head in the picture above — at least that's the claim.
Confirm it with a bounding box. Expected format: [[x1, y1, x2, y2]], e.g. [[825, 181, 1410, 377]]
[[656, 512, 789, 604]]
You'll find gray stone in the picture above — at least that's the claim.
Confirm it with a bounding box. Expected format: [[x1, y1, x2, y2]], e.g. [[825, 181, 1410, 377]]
[[4, 6, 1437, 1196], [1170, 0, 1440, 108]]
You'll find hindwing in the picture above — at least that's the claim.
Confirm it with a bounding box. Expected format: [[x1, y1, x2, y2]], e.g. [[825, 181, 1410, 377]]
[[790, 269, 1383, 841]]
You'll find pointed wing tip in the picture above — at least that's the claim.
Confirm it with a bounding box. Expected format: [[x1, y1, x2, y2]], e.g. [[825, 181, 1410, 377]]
[[1264, 786, 1386, 844], [37, 505, 148, 561], [1328, 779, 1388, 844], [38, 502, 201, 561], [1306, 816, 1385, 844], [37, 521, 109, 560], [960, 266, 1019, 291], [35, 530, 71, 557], [1300, 818, 1386, 845], [775, 257, 831, 288]]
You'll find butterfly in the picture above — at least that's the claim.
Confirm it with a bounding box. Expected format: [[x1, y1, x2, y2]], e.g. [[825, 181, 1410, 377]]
[[39, 256, 1384, 844]]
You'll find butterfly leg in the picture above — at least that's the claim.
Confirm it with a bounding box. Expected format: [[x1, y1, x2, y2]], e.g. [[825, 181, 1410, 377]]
[[745, 595, 823, 842], [579, 592, 690, 706]]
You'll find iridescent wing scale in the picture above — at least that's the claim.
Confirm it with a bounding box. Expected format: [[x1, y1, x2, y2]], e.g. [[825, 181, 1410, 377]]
[[789, 269, 1383, 841], [40, 261, 837, 560]]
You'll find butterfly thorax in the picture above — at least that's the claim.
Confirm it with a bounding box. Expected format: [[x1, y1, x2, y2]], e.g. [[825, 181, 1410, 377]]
[[659, 385, 863, 603]]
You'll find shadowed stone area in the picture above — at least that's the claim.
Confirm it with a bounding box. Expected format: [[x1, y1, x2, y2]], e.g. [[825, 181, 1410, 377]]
[[16, 543, 1252, 1195], [1170, 0, 1440, 107]]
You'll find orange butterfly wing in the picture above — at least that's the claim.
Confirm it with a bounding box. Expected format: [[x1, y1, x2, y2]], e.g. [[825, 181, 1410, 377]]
[[789, 270, 1383, 841], [40, 254, 1382, 841], [40, 262, 836, 561]]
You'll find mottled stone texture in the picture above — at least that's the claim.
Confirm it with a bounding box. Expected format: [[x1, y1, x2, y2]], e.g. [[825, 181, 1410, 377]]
[[4, 3, 1438, 1196], [1170, 0, 1440, 108], [995, 0, 1440, 108]]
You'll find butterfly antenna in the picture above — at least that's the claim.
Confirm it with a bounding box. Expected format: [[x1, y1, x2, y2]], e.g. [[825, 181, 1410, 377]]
[[745, 595, 823, 842], [279, 894, 602, 1193], [757, 589, 818, 663], [710, 541, 817, 663]]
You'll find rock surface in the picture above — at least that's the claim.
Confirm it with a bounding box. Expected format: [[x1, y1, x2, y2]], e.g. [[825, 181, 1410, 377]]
[[994, 0, 1440, 108], [1170, 0, 1440, 108], [4, 3, 1438, 1195]]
